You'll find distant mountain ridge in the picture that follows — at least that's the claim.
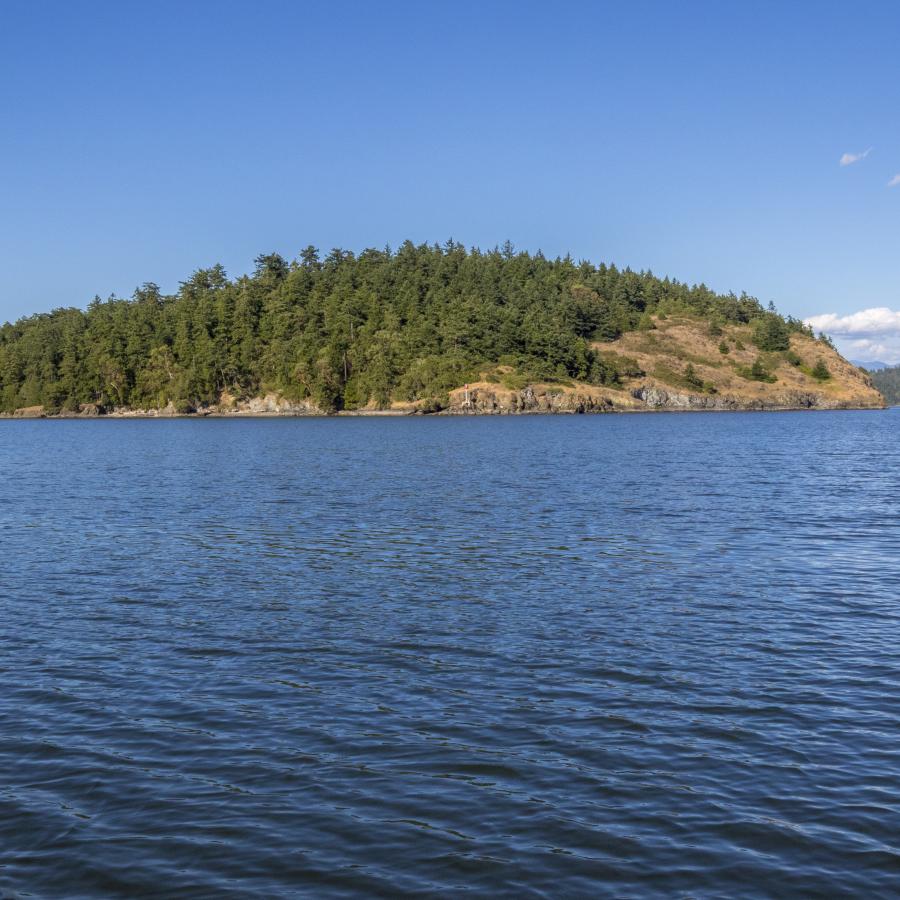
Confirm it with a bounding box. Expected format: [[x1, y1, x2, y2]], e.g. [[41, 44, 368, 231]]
[[850, 360, 891, 371]]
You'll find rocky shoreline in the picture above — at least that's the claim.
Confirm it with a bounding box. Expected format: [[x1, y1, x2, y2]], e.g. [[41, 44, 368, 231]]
[[1, 383, 885, 419], [441, 384, 884, 414]]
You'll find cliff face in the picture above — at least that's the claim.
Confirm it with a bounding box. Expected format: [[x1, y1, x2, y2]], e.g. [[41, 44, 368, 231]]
[[441, 382, 881, 415], [442, 316, 884, 414]]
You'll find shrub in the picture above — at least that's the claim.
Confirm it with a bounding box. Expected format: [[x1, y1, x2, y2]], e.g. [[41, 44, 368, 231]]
[[684, 363, 703, 388], [396, 354, 473, 401], [501, 372, 531, 391], [743, 356, 777, 383], [589, 352, 644, 386], [812, 359, 831, 380]]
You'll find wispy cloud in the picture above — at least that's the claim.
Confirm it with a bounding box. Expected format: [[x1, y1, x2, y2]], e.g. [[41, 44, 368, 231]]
[[839, 147, 872, 166], [842, 337, 897, 362], [806, 307, 900, 364], [889, 174, 900, 188]]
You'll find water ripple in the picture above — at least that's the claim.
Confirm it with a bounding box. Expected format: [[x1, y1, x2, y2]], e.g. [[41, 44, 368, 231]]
[[1, 411, 899, 897]]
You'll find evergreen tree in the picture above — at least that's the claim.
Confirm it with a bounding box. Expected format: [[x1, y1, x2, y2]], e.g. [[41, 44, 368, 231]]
[[811, 359, 830, 380], [0, 240, 811, 413], [752, 315, 790, 352]]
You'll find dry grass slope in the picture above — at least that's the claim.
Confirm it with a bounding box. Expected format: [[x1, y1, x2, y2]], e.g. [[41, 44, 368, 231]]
[[442, 315, 884, 414]]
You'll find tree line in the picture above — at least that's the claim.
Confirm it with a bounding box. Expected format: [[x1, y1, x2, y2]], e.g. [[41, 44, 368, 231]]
[[0, 240, 815, 413], [869, 366, 900, 405]]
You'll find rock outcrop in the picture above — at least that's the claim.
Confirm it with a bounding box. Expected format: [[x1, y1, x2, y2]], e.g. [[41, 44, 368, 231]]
[[443, 385, 625, 415]]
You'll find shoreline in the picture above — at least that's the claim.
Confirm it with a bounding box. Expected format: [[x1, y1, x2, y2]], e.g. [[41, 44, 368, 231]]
[[0, 403, 887, 420]]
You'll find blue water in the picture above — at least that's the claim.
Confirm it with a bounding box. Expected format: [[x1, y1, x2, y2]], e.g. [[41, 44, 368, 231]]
[[1, 411, 899, 898]]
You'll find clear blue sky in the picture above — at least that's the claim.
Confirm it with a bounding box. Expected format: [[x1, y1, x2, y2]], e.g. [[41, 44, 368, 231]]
[[2, 0, 899, 352]]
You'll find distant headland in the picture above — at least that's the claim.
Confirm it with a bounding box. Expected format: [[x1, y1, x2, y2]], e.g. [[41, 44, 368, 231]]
[[0, 241, 884, 417]]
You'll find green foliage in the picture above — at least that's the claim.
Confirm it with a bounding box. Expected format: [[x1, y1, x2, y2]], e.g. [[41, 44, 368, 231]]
[[500, 371, 531, 391], [651, 362, 712, 393], [870, 365, 900, 405], [811, 359, 831, 380], [718, 340, 729, 355], [785, 316, 814, 337], [591, 352, 644, 386], [752, 315, 791, 352], [684, 363, 702, 388], [396, 354, 473, 403], [741, 356, 777, 383], [0, 241, 782, 413]]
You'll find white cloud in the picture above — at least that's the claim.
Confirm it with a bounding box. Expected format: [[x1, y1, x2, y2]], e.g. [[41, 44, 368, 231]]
[[846, 337, 894, 359], [889, 174, 900, 188], [805, 307, 900, 336], [840, 147, 872, 166], [805, 307, 900, 364]]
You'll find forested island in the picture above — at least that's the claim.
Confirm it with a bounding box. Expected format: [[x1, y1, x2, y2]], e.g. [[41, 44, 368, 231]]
[[0, 241, 884, 416], [868, 366, 900, 405]]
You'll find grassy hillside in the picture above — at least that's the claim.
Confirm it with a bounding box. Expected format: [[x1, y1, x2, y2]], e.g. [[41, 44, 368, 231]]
[[598, 315, 878, 404], [438, 315, 882, 414], [0, 241, 877, 415]]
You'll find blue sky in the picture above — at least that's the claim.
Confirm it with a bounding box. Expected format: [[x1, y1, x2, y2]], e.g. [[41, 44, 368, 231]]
[[2, 1, 900, 357]]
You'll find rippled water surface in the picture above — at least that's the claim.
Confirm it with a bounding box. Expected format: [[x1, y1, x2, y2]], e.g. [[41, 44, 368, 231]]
[[2, 411, 899, 898]]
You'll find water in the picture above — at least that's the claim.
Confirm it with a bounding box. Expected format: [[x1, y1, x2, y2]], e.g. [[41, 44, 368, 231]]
[[1, 411, 899, 898]]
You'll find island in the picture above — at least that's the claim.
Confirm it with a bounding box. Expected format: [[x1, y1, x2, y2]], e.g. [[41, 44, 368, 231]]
[[0, 241, 884, 417], [868, 365, 900, 406]]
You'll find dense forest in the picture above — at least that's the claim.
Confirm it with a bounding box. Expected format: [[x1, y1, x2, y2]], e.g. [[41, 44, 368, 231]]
[[0, 241, 818, 413], [869, 366, 900, 405]]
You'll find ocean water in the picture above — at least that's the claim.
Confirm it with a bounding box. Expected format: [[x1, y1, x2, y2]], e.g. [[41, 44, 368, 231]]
[[1, 411, 899, 898]]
